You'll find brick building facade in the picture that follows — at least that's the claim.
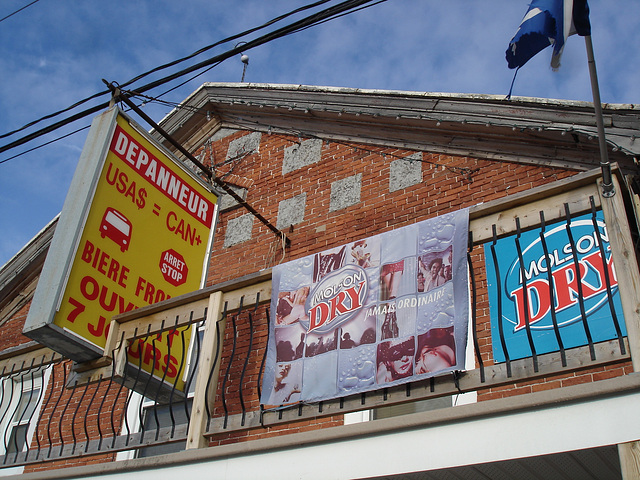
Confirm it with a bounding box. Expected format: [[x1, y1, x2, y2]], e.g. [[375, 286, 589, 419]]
[[1, 83, 640, 478]]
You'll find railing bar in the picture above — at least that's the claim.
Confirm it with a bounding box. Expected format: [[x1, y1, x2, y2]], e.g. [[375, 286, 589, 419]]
[[39, 357, 61, 459], [0, 367, 9, 460], [84, 374, 103, 453], [101, 345, 120, 451], [239, 310, 250, 426], [539, 211, 568, 367], [590, 196, 626, 355], [205, 305, 225, 432], [168, 315, 186, 438], [33, 358, 50, 460], [491, 225, 512, 377], [184, 316, 204, 423], [515, 217, 539, 372], [1, 374, 14, 464], [564, 203, 597, 360], [114, 330, 132, 448], [0, 369, 7, 445], [239, 295, 259, 427], [257, 307, 271, 403], [14, 361, 30, 461], [45, 361, 62, 458], [47, 361, 67, 458], [222, 298, 242, 429], [23, 358, 46, 461], [150, 326, 165, 442], [12, 362, 31, 461], [2, 362, 22, 462], [58, 376, 75, 457], [70, 380, 89, 455], [152, 320, 170, 442], [137, 325, 154, 444], [468, 231, 485, 382]]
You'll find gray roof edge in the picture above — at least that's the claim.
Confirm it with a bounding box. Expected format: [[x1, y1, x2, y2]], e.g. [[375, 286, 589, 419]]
[[0, 215, 58, 286], [194, 82, 638, 111]]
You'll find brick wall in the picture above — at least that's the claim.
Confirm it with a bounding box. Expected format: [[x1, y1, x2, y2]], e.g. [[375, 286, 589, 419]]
[[1, 301, 35, 352], [2, 124, 631, 470], [201, 130, 578, 286]]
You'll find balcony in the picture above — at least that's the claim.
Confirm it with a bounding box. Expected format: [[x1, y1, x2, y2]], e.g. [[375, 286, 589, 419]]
[[1, 168, 639, 476]]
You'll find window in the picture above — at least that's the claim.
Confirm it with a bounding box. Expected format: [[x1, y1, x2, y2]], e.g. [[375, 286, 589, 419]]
[[5, 388, 41, 454], [0, 365, 50, 466]]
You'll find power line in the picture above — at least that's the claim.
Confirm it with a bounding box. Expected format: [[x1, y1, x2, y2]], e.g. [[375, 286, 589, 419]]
[[0, 0, 41, 24], [0, 0, 385, 159], [0, 125, 89, 165], [0, 0, 332, 141]]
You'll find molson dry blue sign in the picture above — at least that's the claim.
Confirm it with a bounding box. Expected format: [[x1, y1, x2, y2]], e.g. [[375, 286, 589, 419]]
[[484, 211, 626, 363]]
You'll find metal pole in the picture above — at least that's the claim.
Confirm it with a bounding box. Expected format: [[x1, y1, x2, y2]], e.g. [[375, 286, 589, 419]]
[[584, 35, 615, 197]]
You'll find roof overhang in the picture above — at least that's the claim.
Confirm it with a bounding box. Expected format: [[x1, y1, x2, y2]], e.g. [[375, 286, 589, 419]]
[[156, 83, 640, 172]]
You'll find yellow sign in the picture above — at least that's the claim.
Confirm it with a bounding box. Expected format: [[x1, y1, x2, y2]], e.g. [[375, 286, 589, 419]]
[[27, 109, 217, 391]]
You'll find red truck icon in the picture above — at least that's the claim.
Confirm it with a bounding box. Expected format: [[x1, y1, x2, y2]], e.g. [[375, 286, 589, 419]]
[[99, 208, 132, 252]]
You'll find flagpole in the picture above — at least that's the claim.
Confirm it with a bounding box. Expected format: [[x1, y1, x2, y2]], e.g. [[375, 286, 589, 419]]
[[584, 35, 615, 197]]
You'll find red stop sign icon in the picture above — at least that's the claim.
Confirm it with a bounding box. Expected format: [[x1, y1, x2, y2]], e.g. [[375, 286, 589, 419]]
[[159, 249, 188, 287]]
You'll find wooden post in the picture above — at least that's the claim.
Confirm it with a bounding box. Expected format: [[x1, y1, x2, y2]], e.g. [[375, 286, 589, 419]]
[[598, 176, 640, 371], [186, 291, 225, 450], [618, 441, 640, 479]]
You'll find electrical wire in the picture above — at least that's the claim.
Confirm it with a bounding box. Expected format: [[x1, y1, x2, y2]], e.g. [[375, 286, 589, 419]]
[[0, 0, 41, 24], [0, 0, 333, 141], [0, 125, 89, 165], [0, 0, 385, 160]]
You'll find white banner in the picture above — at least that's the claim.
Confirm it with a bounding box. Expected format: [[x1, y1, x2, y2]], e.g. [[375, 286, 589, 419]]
[[262, 209, 469, 406]]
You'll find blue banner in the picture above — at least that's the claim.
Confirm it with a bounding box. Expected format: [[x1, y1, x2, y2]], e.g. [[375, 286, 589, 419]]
[[484, 211, 626, 363]]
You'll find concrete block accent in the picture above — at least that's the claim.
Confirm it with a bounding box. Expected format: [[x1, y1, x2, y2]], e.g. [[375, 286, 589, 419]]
[[224, 214, 254, 248], [227, 132, 261, 160], [277, 193, 307, 230], [218, 185, 248, 212], [282, 138, 323, 174], [330, 174, 362, 212], [210, 127, 238, 142], [389, 152, 423, 192]]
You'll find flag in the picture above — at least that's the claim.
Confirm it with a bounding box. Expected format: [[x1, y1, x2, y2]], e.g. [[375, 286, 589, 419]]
[[506, 0, 591, 70]]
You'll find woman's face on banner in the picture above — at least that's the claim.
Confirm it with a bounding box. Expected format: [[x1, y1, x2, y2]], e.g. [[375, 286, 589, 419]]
[[276, 364, 291, 382], [392, 354, 412, 376], [418, 345, 454, 373]]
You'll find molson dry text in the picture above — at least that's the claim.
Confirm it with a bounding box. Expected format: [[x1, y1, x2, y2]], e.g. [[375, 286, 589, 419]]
[[304, 265, 369, 334], [484, 211, 626, 362]]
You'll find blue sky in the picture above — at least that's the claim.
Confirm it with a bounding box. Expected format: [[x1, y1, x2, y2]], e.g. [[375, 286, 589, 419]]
[[0, 0, 639, 267]]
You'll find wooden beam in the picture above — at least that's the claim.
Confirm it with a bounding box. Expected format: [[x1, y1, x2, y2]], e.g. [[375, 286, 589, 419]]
[[599, 175, 640, 372], [186, 291, 225, 450], [470, 183, 600, 244], [619, 441, 640, 479]]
